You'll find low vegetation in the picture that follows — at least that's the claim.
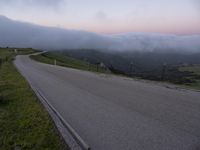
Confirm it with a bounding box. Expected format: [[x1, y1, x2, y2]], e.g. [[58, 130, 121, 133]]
[[0, 48, 67, 150], [179, 65, 200, 75], [31, 52, 108, 73], [179, 65, 200, 90], [31, 50, 200, 90]]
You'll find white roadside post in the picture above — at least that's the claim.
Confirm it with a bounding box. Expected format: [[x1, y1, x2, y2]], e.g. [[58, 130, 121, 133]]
[[54, 59, 57, 66]]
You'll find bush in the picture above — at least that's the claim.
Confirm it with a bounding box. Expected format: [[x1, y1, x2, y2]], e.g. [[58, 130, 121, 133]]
[[0, 95, 8, 105]]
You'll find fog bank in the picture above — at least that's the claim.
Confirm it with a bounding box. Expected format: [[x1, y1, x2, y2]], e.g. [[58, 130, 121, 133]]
[[0, 15, 200, 53]]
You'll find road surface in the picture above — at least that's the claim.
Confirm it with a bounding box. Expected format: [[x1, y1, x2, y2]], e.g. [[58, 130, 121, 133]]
[[14, 55, 200, 150]]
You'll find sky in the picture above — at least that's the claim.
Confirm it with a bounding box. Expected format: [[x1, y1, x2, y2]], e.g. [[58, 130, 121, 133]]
[[0, 0, 199, 35]]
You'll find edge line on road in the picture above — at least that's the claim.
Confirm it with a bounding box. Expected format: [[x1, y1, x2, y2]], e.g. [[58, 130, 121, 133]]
[[34, 87, 91, 150], [14, 58, 91, 150]]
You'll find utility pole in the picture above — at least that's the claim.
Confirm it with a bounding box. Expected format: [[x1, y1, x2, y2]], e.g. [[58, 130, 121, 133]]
[[161, 63, 167, 80], [84, 58, 90, 71], [88, 62, 90, 71], [130, 61, 134, 76], [0, 58, 2, 69], [97, 63, 99, 72]]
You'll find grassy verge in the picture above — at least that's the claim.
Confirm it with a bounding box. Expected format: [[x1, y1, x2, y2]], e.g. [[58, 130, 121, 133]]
[[179, 65, 200, 90], [31, 51, 200, 91], [0, 48, 67, 150], [179, 65, 200, 75], [30, 52, 109, 73]]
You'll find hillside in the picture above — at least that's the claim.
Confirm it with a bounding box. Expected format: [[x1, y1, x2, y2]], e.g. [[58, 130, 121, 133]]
[[52, 49, 200, 86]]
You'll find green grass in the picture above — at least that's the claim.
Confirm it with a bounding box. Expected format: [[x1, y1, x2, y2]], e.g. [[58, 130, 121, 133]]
[[31, 51, 200, 91], [31, 52, 108, 73], [179, 65, 200, 75], [0, 48, 67, 150], [179, 65, 200, 90]]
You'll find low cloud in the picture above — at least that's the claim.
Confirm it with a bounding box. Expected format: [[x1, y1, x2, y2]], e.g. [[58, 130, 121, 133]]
[[95, 11, 108, 21], [0, 16, 200, 53], [0, 0, 64, 9]]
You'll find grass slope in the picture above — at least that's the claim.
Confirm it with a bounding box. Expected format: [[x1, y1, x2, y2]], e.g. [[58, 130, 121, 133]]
[[0, 48, 67, 150], [179, 65, 200, 75], [179, 65, 200, 90], [32, 51, 200, 91], [31, 52, 108, 73]]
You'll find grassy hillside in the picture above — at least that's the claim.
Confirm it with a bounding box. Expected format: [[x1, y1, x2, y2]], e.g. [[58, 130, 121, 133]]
[[0, 48, 67, 150], [31, 52, 109, 73], [58, 49, 200, 73], [31, 50, 200, 90], [179, 65, 200, 75], [179, 65, 200, 90]]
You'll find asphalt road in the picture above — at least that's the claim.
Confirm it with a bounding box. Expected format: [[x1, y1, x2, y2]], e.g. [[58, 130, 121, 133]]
[[14, 55, 200, 150]]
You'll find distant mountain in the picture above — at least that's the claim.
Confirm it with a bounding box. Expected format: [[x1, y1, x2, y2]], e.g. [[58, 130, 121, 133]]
[[0, 15, 200, 53]]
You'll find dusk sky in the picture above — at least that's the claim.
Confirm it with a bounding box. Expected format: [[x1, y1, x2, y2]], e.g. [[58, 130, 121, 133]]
[[0, 0, 199, 35]]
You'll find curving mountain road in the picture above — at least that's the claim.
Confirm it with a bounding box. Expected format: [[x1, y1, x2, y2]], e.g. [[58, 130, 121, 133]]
[[14, 55, 200, 150]]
